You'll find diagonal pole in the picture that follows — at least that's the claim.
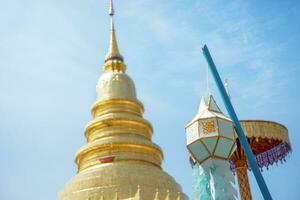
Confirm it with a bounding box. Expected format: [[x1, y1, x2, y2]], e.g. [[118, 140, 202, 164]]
[[202, 44, 272, 200]]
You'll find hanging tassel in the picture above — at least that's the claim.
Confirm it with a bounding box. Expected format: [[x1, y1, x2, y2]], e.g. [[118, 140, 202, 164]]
[[193, 159, 237, 200]]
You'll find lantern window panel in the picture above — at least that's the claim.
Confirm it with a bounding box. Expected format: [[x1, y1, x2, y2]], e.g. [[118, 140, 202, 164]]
[[186, 121, 200, 144], [199, 119, 218, 137], [202, 137, 218, 154], [214, 137, 234, 158], [217, 119, 235, 139], [188, 140, 210, 163]]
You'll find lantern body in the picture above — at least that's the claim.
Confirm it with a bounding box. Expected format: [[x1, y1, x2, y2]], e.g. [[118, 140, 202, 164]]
[[186, 96, 237, 200], [186, 96, 236, 164]]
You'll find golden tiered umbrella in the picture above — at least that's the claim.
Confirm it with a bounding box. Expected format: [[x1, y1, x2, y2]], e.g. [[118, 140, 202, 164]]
[[230, 120, 291, 200]]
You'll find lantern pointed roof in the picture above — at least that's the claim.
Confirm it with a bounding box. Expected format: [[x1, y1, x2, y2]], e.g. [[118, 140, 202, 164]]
[[207, 95, 222, 113], [192, 95, 231, 123]]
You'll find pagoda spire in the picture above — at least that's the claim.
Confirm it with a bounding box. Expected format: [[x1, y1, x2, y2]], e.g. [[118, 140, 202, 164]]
[[105, 0, 124, 63]]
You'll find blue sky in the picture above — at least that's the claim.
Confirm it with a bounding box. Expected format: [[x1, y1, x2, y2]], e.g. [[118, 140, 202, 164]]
[[0, 0, 299, 199]]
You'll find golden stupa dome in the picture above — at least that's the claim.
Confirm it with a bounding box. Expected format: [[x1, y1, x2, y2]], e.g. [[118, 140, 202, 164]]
[[96, 68, 137, 101], [57, 1, 187, 199]]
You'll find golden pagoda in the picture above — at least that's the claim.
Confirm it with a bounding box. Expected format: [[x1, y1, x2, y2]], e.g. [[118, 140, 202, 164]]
[[57, 1, 187, 199]]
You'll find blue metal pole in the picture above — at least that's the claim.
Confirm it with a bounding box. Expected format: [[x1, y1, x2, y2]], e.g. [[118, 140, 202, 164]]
[[202, 44, 272, 200]]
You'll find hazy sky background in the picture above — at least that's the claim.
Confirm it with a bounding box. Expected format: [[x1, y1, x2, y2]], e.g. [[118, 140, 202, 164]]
[[1, 0, 299, 199]]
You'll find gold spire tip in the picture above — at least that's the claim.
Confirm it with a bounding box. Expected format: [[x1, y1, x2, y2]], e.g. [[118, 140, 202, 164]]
[[109, 0, 114, 16], [105, 0, 124, 63]]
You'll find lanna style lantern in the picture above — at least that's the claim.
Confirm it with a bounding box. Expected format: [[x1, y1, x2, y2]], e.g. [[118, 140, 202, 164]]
[[186, 95, 237, 200]]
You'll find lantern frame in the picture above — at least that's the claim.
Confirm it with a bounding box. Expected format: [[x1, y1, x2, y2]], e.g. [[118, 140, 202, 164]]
[[186, 116, 237, 164]]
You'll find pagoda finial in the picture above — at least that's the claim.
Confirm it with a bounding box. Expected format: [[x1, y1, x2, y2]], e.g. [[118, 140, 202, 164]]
[[176, 192, 182, 200], [153, 189, 160, 200], [114, 188, 119, 200], [100, 191, 105, 200], [133, 185, 141, 199], [105, 0, 124, 63], [109, 0, 114, 16], [164, 190, 170, 200]]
